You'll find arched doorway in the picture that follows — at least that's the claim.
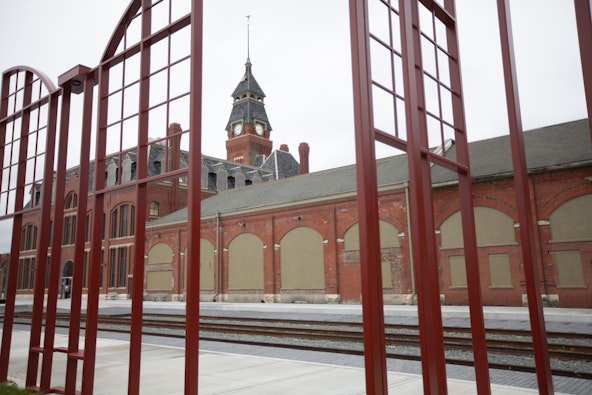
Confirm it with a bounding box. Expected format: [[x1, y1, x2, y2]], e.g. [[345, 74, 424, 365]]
[[61, 260, 73, 299]]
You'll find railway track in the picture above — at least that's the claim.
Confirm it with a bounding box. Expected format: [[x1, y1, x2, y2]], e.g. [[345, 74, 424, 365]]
[[6, 312, 592, 379]]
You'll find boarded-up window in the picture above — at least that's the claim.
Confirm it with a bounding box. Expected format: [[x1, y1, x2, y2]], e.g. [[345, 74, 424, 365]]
[[550, 195, 592, 241], [228, 233, 264, 290], [343, 220, 399, 251], [488, 254, 512, 288], [554, 250, 585, 288], [449, 256, 467, 288], [441, 207, 515, 248], [343, 224, 360, 251], [381, 261, 392, 289], [200, 239, 215, 290], [146, 271, 172, 290], [147, 243, 173, 265], [281, 227, 324, 289]]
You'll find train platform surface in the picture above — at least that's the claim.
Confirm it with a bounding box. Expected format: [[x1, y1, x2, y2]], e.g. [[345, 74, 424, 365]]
[[3, 299, 591, 394]]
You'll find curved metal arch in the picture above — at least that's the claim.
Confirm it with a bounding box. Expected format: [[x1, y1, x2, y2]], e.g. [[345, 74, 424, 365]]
[[101, 0, 142, 62], [2, 65, 58, 94]]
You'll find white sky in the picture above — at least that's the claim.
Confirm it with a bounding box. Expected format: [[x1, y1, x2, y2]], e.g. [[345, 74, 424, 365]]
[[0, 0, 588, 252]]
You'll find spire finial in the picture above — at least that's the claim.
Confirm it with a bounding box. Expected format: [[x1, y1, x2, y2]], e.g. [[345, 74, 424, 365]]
[[246, 15, 251, 61]]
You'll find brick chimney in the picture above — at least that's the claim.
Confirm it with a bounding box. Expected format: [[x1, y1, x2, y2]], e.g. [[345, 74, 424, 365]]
[[298, 142, 309, 175], [167, 123, 182, 211], [279, 144, 289, 152], [167, 123, 182, 172]]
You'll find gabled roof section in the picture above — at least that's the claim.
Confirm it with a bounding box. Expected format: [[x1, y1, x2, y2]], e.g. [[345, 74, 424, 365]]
[[259, 150, 301, 179]]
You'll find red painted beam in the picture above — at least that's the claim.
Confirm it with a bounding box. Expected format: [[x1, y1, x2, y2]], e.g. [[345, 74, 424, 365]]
[[443, 0, 491, 392], [64, 71, 94, 395], [574, 0, 592, 143], [348, 0, 389, 393], [496, 1, 554, 393], [185, 1, 204, 394]]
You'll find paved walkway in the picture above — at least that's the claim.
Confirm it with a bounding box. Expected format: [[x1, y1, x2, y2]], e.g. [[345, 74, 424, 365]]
[[3, 299, 588, 394], [5, 329, 554, 395]]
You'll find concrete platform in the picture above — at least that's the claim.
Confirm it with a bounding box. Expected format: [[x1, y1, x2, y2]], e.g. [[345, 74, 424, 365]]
[[3, 299, 590, 393], [4, 329, 555, 395]]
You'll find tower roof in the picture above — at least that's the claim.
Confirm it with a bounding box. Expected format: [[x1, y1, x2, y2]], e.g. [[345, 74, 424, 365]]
[[226, 59, 272, 131], [231, 59, 266, 99]]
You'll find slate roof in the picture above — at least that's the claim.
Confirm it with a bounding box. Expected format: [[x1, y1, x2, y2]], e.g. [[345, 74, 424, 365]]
[[148, 118, 592, 227], [231, 59, 266, 99], [62, 141, 300, 194], [258, 150, 301, 179]]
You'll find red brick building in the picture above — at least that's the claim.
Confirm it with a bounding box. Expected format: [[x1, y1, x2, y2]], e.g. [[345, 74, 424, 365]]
[[9, 59, 592, 307], [145, 119, 592, 307]]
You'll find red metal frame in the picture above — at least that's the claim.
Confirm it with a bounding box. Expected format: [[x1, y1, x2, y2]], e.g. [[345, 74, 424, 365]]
[[0, 66, 60, 388], [348, 1, 389, 392], [349, 0, 490, 393], [496, 1, 554, 393], [574, 0, 592, 142], [39, 79, 71, 392], [1, 1, 200, 393], [185, 0, 204, 393], [64, 69, 94, 394]]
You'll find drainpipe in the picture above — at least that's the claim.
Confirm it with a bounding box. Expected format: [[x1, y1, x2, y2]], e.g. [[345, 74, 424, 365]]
[[214, 212, 221, 301], [177, 229, 182, 300], [405, 182, 416, 302]]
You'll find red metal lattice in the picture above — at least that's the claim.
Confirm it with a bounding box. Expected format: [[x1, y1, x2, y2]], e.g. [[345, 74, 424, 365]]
[[350, 0, 490, 393]]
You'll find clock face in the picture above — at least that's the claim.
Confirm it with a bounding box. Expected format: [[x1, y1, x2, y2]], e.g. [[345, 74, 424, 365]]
[[255, 123, 264, 136], [233, 123, 242, 136]]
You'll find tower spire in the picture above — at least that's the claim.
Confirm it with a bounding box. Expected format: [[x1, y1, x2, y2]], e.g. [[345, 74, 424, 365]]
[[246, 15, 251, 61]]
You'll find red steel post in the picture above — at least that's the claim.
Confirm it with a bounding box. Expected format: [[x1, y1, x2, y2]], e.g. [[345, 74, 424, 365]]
[[0, 72, 27, 382], [348, 0, 388, 393], [400, 0, 448, 393], [128, 2, 152, 393], [574, 0, 592, 142], [82, 65, 110, 395], [185, 0, 204, 393], [496, 1, 554, 393], [443, 0, 491, 393], [40, 84, 72, 392], [64, 72, 94, 395], [23, 71, 51, 391]]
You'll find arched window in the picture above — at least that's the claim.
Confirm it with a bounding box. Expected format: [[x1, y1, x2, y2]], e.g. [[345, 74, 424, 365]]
[[549, 194, 592, 288], [63, 192, 78, 245], [280, 227, 325, 289], [110, 204, 135, 238], [65, 192, 78, 209], [20, 224, 38, 252], [18, 224, 37, 290], [228, 233, 264, 290], [440, 207, 516, 289]]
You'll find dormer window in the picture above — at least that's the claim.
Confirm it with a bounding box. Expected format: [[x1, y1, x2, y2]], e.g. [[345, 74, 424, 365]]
[[149, 201, 160, 217]]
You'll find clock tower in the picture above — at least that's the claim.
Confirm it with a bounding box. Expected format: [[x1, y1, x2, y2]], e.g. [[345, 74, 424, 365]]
[[225, 58, 273, 165]]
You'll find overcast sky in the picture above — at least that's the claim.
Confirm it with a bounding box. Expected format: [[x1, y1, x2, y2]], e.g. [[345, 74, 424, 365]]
[[0, 0, 587, 252]]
